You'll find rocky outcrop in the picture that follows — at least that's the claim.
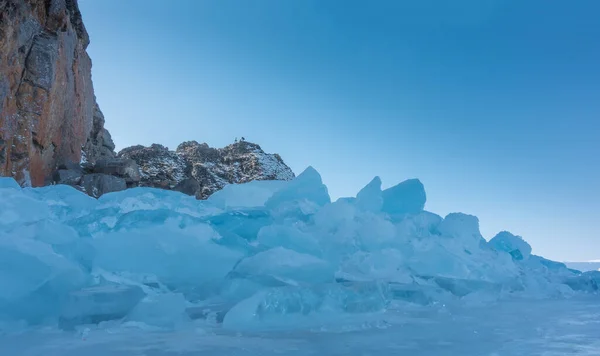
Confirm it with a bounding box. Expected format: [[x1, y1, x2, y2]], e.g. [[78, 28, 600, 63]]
[[1, 1, 294, 199], [51, 139, 294, 199], [80, 173, 126, 198], [117, 144, 186, 190], [0, 0, 114, 186], [92, 158, 140, 185], [52, 157, 140, 197], [119, 140, 295, 199], [81, 104, 116, 164]]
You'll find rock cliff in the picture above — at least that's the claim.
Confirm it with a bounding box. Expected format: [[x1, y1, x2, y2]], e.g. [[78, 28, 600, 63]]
[[1, 0, 294, 199], [0, 0, 114, 186]]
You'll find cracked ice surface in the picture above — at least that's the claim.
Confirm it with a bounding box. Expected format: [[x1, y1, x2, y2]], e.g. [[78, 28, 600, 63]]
[[2, 297, 600, 356]]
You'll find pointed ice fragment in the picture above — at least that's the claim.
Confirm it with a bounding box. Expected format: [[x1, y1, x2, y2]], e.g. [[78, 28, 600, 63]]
[[265, 166, 331, 210], [0, 177, 20, 190], [381, 179, 426, 215], [489, 231, 532, 261], [356, 176, 383, 212]]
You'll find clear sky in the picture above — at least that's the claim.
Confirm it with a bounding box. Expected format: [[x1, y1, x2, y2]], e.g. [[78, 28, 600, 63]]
[[78, 0, 599, 262]]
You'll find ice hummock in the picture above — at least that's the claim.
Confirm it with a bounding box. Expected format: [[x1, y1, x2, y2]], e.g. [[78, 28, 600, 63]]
[[489, 231, 532, 260], [0, 168, 593, 331]]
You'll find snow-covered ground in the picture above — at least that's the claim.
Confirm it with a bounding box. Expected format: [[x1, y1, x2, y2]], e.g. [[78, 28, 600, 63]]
[[3, 296, 600, 356]]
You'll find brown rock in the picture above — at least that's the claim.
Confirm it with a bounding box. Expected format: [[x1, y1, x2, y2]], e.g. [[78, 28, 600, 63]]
[[0, 0, 114, 187]]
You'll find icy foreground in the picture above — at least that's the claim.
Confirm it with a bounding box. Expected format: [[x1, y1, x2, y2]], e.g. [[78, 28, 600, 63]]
[[3, 297, 600, 356], [0, 167, 598, 335]]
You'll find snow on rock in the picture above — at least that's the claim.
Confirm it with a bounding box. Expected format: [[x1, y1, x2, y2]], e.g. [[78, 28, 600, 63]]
[[118, 140, 295, 200], [118, 144, 187, 190], [0, 167, 593, 329]]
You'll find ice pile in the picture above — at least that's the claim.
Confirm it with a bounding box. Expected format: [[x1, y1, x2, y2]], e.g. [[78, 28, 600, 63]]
[[0, 167, 596, 330]]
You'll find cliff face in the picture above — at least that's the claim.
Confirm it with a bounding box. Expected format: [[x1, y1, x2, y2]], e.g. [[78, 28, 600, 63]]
[[0, 0, 113, 186], [1, 1, 295, 199]]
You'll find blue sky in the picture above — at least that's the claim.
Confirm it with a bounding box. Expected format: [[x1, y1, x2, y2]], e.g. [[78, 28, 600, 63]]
[[79, 0, 599, 262]]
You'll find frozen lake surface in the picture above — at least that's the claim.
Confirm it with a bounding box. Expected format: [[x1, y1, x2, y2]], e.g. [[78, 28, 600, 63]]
[[3, 296, 599, 356], [2, 175, 600, 356]]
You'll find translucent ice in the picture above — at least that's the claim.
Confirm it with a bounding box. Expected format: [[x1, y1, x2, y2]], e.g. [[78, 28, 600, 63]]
[[564, 271, 600, 292], [0, 167, 589, 329], [208, 208, 273, 243], [0, 187, 49, 229], [23, 184, 98, 220], [437, 213, 486, 248], [0, 177, 20, 190], [59, 284, 146, 329], [265, 167, 331, 216], [381, 179, 426, 215], [336, 249, 413, 284], [0, 236, 87, 322], [208, 180, 288, 209], [0, 237, 86, 300], [257, 224, 322, 256], [356, 177, 383, 212], [126, 293, 189, 328], [97, 187, 218, 218], [222, 282, 389, 331], [394, 211, 442, 239], [489, 231, 532, 261], [12, 220, 79, 246], [93, 222, 243, 289], [233, 247, 335, 285]]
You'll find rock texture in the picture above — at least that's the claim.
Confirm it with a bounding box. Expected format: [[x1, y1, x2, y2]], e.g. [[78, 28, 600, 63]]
[[0, 0, 113, 186], [119, 140, 295, 199], [82, 104, 116, 164], [1, 1, 294, 199], [52, 157, 140, 197], [117, 144, 186, 191]]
